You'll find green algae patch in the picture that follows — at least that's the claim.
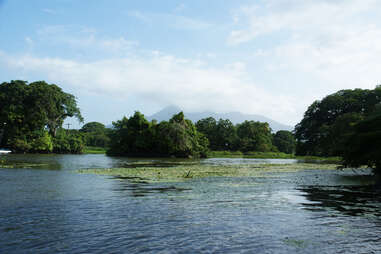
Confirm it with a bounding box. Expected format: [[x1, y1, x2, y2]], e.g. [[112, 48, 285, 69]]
[[283, 237, 308, 248], [78, 163, 339, 183]]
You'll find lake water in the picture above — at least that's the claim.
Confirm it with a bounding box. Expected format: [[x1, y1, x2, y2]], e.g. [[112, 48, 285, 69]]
[[1, 154, 381, 253]]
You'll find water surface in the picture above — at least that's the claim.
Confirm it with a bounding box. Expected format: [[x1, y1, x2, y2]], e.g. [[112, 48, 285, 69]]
[[1, 154, 380, 253]]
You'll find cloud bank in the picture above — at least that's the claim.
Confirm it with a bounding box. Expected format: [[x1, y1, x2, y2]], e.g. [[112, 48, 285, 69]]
[[1, 51, 297, 124]]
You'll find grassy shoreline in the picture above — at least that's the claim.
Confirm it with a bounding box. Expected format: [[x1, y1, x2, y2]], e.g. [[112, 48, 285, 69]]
[[207, 151, 341, 163], [83, 146, 107, 154]]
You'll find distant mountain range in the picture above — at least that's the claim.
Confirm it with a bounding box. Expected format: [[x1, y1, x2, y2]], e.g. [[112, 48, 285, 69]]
[[146, 105, 293, 132]]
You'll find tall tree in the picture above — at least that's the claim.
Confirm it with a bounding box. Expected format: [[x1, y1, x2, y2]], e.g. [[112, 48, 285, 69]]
[[295, 87, 381, 156], [341, 109, 381, 172], [273, 130, 296, 154], [80, 122, 110, 147], [236, 121, 273, 152], [107, 111, 208, 158], [0, 80, 83, 152], [27, 81, 83, 137]]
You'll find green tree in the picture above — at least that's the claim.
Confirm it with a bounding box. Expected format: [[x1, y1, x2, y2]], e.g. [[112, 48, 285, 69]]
[[52, 128, 84, 154], [0, 80, 83, 153], [107, 111, 208, 158], [196, 117, 238, 151], [341, 110, 381, 172], [273, 130, 296, 154], [196, 117, 218, 149], [215, 119, 239, 151], [27, 81, 83, 137], [236, 121, 274, 152], [80, 122, 110, 147], [295, 87, 381, 156]]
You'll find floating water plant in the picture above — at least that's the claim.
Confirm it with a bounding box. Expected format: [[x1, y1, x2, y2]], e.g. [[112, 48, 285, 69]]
[[78, 162, 340, 183]]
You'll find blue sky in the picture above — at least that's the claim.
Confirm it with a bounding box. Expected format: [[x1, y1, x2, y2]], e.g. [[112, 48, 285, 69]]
[[1, 0, 381, 128]]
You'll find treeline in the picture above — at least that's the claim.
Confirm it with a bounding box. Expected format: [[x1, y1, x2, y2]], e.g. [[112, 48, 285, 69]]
[[107, 112, 296, 157], [195, 117, 295, 153], [295, 86, 381, 171], [107, 111, 208, 158], [5, 80, 380, 171], [0, 80, 296, 156]]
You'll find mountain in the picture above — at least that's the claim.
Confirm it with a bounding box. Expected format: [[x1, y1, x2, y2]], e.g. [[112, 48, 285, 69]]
[[147, 106, 293, 132]]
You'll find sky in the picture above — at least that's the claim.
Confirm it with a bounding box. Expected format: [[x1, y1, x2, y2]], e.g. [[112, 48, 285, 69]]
[[1, 0, 381, 128]]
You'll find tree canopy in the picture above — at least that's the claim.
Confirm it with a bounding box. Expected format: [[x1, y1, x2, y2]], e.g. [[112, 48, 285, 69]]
[[0, 80, 83, 153], [196, 117, 286, 153], [273, 130, 296, 154], [294, 87, 381, 156], [341, 109, 381, 172], [107, 111, 208, 158], [80, 122, 110, 147]]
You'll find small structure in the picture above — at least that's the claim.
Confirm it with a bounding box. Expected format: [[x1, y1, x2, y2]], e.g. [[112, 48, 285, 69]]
[[0, 149, 11, 154]]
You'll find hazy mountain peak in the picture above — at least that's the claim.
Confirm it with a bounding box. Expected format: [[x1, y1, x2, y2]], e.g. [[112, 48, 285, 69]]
[[147, 106, 293, 132]]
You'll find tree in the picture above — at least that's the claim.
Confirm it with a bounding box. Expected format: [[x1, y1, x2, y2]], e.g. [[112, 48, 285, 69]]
[[295, 87, 381, 156], [196, 117, 218, 149], [27, 81, 83, 137], [107, 111, 208, 158], [80, 122, 110, 147], [341, 109, 381, 172], [196, 117, 238, 151], [236, 121, 274, 152], [215, 119, 239, 151], [0, 80, 83, 153], [273, 130, 296, 154]]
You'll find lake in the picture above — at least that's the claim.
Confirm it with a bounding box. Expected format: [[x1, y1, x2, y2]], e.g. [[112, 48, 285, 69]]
[[1, 154, 380, 253]]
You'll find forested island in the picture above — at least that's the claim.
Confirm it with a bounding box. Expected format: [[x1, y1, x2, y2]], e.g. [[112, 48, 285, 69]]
[[1, 80, 380, 172]]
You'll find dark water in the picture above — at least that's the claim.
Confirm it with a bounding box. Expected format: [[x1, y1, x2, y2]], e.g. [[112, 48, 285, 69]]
[[1, 154, 381, 254]]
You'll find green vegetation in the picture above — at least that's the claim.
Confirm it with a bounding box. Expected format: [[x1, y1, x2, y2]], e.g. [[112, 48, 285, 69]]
[[1, 79, 379, 173], [273, 130, 296, 154], [208, 150, 295, 159], [0, 80, 84, 153], [83, 146, 107, 154], [79, 122, 110, 148], [341, 109, 381, 172], [295, 86, 381, 172], [107, 111, 209, 158], [295, 86, 381, 156], [78, 162, 339, 183], [195, 117, 291, 154], [0, 158, 49, 169]]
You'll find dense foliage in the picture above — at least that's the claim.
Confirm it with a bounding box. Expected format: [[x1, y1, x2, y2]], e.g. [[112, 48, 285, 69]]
[[52, 129, 85, 154], [273, 130, 296, 154], [80, 122, 110, 147], [107, 112, 209, 158], [0, 80, 84, 153], [341, 109, 381, 172], [196, 118, 283, 153], [195, 117, 238, 150], [295, 87, 381, 156]]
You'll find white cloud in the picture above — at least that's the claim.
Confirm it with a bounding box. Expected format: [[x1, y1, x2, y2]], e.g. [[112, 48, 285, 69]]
[[36, 25, 138, 53], [0, 52, 299, 124], [42, 8, 55, 14], [128, 11, 212, 31], [228, 0, 380, 45], [227, 0, 381, 101]]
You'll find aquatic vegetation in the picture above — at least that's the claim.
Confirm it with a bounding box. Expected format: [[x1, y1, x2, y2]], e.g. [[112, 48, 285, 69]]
[[78, 163, 339, 183], [283, 237, 308, 248], [0, 159, 49, 169]]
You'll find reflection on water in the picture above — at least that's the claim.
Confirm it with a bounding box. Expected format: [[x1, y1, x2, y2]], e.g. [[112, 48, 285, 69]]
[[300, 185, 381, 216], [111, 177, 191, 197], [1, 154, 381, 253]]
